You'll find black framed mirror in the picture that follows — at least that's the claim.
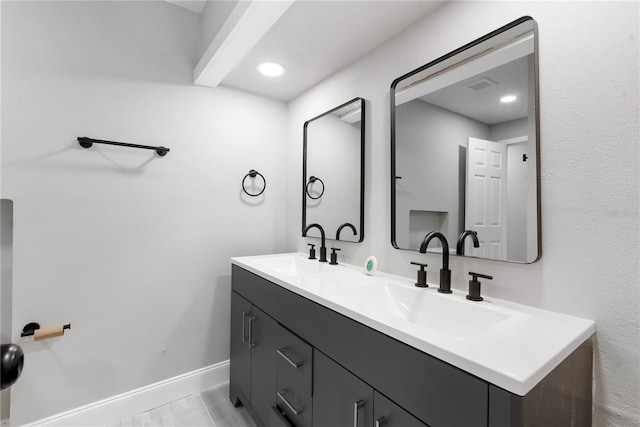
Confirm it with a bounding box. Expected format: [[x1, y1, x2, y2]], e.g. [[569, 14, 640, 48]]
[[303, 97, 365, 243], [391, 17, 540, 263]]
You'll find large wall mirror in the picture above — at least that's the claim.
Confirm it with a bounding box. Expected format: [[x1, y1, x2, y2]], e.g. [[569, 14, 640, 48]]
[[303, 97, 365, 242], [391, 17, 540, 263]]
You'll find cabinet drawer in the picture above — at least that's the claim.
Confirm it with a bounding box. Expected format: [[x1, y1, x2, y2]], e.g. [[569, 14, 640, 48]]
[[270, 406, 294, 427], [275, 326, 313, 395], [276, 374, 312, 427]]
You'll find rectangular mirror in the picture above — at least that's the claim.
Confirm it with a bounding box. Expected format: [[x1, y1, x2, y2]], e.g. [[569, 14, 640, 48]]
[[303, 97, 365, 242], [391, 17, 540, 263]]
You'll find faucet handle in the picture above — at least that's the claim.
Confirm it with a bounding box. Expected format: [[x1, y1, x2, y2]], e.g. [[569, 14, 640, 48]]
[[329, 248, 341, 265], [466, 272, 493, 301], [469, 272, 493, 281], [307, 243, 316, 260], [410, 261, 428, 288]]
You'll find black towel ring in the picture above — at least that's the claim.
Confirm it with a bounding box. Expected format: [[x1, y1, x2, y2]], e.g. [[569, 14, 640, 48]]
[[306, 176, 324, 200], [242, 169, 266, 197]]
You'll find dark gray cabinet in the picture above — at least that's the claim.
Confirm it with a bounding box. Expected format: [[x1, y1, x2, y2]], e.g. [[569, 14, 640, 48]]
[[373, 391, 427, 427], [270, 406, 295, 427], [312, 350, 426, 427], [230, 292, 278, 427], [230, 265, 592, 427], [275, 326, 313, 427], [276, 370, 313, 427], [230, 292, 252, 402], [313, 350, 373, 427]]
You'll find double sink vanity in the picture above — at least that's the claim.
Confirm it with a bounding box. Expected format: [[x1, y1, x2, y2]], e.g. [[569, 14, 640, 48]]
[[229, 253, 594, 427], [229, 15, 595, 427]]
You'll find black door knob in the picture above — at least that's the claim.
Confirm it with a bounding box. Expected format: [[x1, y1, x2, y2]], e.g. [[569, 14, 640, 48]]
[[1, 343, 24, 390]]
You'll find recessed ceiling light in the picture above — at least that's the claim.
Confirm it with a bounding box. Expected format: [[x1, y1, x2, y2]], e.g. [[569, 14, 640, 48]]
[[257, 62, 286, 77], [500, 95, 517, 103]]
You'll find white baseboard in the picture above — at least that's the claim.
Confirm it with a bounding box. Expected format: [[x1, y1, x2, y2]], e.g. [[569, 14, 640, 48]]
[[22, 360, 230, 427]]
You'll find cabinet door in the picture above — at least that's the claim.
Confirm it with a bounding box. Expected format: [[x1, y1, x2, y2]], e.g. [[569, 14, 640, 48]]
[[374, 391, 427, 427], [250, 305, 278, 426], [230, 292, 252, 403], [313, 350, 373, 427]]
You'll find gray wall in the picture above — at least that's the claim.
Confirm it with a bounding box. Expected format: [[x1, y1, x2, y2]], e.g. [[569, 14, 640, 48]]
[[395, 100, 489, 249], [1, 1, 287, 423], [489, 117, 527, 141], [286, 2, 639, 425]]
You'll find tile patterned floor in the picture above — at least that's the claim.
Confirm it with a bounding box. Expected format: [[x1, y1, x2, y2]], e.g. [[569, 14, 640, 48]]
[[113, 383, 257, 427]]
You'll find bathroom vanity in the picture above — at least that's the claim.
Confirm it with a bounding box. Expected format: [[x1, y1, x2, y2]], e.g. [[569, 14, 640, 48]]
[[229, 254, 594, 427]]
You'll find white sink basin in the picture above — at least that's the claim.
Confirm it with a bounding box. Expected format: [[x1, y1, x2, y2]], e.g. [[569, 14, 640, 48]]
[[231, 252, 595, 396], [250, 253, 374, 292], [329, 281, 514, 341], [252, 253, 323, 277], [240, 253, 516, 340]]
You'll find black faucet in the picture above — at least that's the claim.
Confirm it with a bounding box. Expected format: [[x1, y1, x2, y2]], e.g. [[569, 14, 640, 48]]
[[303, 223, 327, 262], [456, 230, 480, 255], [335, 223, 357, 240], [328, 223, 357, 266], [419, 231, 452, 293]]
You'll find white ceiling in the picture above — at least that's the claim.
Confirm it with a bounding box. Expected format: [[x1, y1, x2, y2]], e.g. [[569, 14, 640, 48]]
[[223, 1, 444, 101], [423, 55, 531, 125], [194, 1, 445, 101]]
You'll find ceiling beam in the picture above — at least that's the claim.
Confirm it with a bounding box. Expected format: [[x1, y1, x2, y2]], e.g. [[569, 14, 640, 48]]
[[194, 0, 294, 88]]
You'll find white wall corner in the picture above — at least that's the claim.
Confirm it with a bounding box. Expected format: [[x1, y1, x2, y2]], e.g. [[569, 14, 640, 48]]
[[193, 0, 294, 88], [166, 1, 207, 14]]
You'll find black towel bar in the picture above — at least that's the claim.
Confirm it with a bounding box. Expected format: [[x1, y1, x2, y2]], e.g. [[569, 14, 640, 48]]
[[78, 137, 170, 157]]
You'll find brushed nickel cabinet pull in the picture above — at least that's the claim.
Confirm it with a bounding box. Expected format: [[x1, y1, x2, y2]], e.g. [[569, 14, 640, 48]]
[[277, 348, 303, 368], [241, 311, 250, 343], [248, 316, 256, 348], [277, 390, 303, 415], [353, 400, 365, 427]]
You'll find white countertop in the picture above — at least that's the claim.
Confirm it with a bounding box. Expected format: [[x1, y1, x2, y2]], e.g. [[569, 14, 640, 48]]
[[231, 252, 595, 396]]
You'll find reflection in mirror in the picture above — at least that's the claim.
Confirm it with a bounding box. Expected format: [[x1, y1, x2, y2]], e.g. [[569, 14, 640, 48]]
[[391, 17, 540, 263], [303, 98, 365, 243]]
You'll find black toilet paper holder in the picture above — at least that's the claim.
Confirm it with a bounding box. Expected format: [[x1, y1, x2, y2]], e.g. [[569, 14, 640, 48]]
[[20, 322, 71, 337]]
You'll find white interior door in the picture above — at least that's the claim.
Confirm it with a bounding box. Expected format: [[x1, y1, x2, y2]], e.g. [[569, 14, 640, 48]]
[[465, 137, 507, 259]]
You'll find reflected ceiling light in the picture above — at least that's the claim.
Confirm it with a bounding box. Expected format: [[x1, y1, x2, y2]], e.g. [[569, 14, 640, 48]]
[[257, 62, 286, 77], [500, 95, 517, 103]]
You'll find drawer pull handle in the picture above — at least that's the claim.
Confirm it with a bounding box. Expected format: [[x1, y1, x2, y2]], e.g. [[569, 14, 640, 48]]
[[241, 311, 250, 343], [248, 316, 256, 348], [375, 416, 388, 427], [353, 400, 365, 427], [277, 390, 303, 415], [277, 348, 303, 368]]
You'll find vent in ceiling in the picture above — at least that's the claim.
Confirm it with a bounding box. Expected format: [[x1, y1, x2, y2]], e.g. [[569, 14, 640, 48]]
[[465, 77, 498, 92]]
